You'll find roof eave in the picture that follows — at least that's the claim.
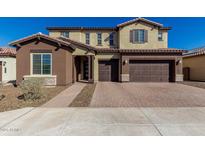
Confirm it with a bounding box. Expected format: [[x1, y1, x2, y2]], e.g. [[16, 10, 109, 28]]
[[47, 27, 117, 31], [160, 27, 172, 30], [9, 33, 75, 50], [117, 17, 163, 28]]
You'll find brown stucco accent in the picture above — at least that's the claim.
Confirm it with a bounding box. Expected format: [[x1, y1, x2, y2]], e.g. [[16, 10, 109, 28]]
[[16, 39, 73, 86]]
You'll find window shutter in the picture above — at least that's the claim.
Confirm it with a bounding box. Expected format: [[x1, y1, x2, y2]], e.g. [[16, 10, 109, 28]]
[[144, 30, 148, 42], [130, 30, 133, 43]]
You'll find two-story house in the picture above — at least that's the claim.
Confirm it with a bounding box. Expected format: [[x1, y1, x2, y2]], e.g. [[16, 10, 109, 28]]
[[10, 18, 185, 86]]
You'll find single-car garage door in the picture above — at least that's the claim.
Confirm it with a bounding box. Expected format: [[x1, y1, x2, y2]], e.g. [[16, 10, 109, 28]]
[[99, 59, 119, 82], [129, 60, 173, 82]]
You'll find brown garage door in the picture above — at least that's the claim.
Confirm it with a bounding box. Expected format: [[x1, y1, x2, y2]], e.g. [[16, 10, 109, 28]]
[[129, 60, 172, 82], [99, 59, 119, 82], [0, 61, 2, 82]]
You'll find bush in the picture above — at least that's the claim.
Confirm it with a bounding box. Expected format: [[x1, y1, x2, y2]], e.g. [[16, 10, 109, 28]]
[[19, 78, 44, 101], [0, 84, 5, 101]]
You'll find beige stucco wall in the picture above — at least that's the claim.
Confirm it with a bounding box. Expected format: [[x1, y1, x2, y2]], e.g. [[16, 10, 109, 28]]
[[119, 22, 168, 49], [49, 30, 118, 48], [94, 53, 120, 81], [0, 57, 16, 83], [72, 48, 95, 56], [183, 55, 205, 81]]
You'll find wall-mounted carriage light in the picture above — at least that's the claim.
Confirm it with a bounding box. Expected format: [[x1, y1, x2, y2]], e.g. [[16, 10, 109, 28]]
[[176, 59, 182, 65], [3, 61, 6, 66], [124, 60, 128, 65]]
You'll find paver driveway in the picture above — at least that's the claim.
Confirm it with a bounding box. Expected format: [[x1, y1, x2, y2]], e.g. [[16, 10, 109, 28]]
[[90, 82, 205, 107]]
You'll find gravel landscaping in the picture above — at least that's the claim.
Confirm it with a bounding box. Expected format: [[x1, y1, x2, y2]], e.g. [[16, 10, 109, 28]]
[[0, 85, 67, 112], [69, 83, 96, 107]]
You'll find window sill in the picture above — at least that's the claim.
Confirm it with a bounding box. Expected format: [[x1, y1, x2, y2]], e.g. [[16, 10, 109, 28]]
[[132, 42, 147, 44], [24, 75, 56, 78]]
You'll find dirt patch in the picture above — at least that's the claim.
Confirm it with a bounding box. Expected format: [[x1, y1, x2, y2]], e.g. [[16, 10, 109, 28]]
[[69, 83, 96, 107], [0, 85, 67, 112], [179, 81, 205, 89]]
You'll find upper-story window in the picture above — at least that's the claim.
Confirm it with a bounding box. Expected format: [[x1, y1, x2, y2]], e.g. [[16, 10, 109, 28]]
[[85, 33, 90, 45], [97, 33, 102, 45], [158, 31, 163, 41], [109, 33, 114, 46], [130, 29, 148, 43], [61, 32, 69, 38]]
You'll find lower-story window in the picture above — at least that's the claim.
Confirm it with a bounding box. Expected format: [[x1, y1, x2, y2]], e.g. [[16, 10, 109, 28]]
[[32, 53, 52, 75]]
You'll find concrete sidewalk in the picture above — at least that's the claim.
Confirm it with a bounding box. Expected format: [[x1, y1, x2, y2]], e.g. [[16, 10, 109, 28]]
[[42, 83, 86, 107], [1, 107, 205, 135]]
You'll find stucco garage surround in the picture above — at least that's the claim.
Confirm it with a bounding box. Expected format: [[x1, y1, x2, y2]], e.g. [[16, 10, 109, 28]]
[[94, 53, 120, 82]]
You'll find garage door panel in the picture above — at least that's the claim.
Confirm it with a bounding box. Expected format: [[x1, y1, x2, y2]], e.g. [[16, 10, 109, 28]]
[[129, 60, 171, 82], [99, 60, 119, 82]]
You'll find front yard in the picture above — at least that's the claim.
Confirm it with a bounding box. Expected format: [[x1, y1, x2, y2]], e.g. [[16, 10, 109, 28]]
[[69, 83, 96, 107], [0, 85, 67, 112]]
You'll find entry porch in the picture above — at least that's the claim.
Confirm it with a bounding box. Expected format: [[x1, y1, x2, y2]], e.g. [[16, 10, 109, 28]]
[[73, 55, 94, 83]]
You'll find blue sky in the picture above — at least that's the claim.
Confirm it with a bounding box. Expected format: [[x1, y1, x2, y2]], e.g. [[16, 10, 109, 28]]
[[0, 17, 205, 50]]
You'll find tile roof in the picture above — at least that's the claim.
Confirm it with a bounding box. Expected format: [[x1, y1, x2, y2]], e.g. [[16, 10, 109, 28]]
[[117, 17, 163, 28], [59, 36, 96, 51], [47, 27, 117, 31], [10, 33, 185, 55], [47, 18, 171, 31], [9, 33, 76, 50], [59, 36, 185, 54], [0, 47, 16, 57], [183, 46, 205, 58]]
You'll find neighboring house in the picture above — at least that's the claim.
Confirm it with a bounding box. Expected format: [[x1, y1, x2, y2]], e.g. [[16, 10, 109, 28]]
[[0, 47, 16, 83], [183, 47, 205, 81], [10, 18, 185, 86]]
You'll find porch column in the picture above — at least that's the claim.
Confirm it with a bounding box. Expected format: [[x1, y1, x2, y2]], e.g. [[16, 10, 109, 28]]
[[72, 56, 76, 83], [88, 55, 94, 83]]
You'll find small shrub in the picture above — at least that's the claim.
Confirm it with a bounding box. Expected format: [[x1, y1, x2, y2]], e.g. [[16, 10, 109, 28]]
[[19, 78, 44, 101], [0, 94, 5, 101], [0, 84, 5, 101]]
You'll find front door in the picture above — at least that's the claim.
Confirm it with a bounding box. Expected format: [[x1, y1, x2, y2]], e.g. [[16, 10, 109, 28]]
[[83, 60, 88, 80]]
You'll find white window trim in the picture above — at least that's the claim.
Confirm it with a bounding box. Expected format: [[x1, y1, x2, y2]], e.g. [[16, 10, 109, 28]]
[[85, 33, 90, 44], [158, 31, 163, 41], [61, 31, 69, 38], [30, 53, 52, 76], [97, 33, 102, 45], [132, 29, 146, 44], [109, 32, 114, 46], [136, 29, 145, 43]]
